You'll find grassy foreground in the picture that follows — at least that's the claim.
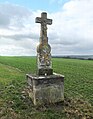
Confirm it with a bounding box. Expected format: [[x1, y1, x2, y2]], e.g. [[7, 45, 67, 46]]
[[0, 56, 93, 119]]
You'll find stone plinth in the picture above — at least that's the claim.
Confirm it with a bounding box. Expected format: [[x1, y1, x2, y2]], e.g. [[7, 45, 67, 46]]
[[26, 73, 64, 106], [38, 68, 53, 75]]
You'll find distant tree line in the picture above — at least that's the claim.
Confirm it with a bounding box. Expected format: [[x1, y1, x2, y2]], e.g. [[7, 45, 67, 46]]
[[52, 56, 93, 60]]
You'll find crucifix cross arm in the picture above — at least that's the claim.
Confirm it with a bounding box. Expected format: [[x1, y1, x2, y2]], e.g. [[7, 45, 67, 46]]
[[35, 12, 52, 25], [35, 12, 53, 42]]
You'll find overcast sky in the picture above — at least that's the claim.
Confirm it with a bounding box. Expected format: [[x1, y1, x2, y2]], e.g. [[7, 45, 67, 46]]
[[0, 0, 93, 56]]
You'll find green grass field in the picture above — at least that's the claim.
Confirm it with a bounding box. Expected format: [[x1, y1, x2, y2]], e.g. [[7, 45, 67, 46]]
[[0, 56, 93, 119]]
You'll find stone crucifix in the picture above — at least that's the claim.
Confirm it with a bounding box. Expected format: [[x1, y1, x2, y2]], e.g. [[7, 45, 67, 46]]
[[35, 12, 53, 75]]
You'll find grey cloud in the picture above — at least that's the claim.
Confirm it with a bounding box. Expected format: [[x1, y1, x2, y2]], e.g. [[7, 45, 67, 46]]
[[0, 13, 10, 27], [0, 3, 31, 17], [1, 33, 39, 41], [0, 3, 32, 28], [49, 37, 79, 45], [49, 31, 80, 46]]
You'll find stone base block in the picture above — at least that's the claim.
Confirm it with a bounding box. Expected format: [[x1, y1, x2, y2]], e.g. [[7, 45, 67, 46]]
[[38, 68, 53, 75], [26, 73, 64, 106]]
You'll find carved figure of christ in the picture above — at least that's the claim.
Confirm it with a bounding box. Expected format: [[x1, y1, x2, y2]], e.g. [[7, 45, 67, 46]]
[[35, 12, 52, 43], [35, 12, 53, 75]]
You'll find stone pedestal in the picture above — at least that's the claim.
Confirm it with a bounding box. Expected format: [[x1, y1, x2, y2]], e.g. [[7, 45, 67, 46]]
[[26, 73, 64, 106], [38, 68, 53, 75]]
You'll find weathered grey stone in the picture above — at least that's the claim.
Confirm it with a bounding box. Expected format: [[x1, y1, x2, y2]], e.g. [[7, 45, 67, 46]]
[[26, 73, 64, 105], [26, 12, 64, 106], [37, 68, 53, 75], [36, 12, 53, 76]]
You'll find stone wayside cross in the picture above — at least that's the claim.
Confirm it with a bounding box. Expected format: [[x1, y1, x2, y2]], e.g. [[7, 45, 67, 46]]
[[35, 12, 53, 75], [26, 12, 64, 105]]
